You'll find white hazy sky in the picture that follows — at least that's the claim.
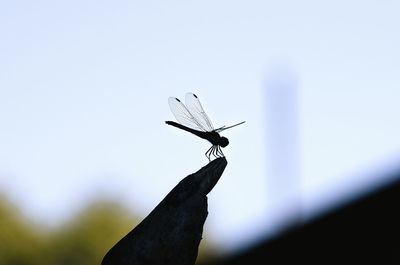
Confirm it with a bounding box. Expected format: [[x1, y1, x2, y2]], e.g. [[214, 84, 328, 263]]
[[1, 0, 400, 253]]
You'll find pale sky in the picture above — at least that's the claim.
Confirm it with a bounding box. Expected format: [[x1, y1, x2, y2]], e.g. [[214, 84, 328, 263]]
[[1, 0, 400, 253]]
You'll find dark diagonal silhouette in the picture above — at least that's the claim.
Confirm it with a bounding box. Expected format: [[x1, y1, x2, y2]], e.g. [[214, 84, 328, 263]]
[[101, 157, 227, 265]]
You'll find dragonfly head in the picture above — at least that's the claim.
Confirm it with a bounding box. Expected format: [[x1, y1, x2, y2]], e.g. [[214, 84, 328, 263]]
[[220, 137, 229, 147]]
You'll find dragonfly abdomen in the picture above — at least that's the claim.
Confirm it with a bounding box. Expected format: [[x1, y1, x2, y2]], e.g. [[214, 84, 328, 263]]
[[166, 121, 209, 139], [166, 121, 228, 147]]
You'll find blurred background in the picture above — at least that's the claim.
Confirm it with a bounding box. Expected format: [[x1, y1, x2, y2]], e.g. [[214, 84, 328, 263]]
[[1, 0, 400, 264]]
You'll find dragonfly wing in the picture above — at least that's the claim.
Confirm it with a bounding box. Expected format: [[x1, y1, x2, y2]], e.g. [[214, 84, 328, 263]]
[[215, 121, 246, 132], [185, 93, 214, 132], [168, 97, 207, 131]]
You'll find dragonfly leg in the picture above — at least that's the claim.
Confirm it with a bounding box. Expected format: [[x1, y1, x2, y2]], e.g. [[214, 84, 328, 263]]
[[212, 145, 218, 159], [209, 146, 215, 160], [211, 146, 216, 158], [212, 145, 217, 157], [217, 146, 224, 157], [209, 145, 219, 160], [205, 146, 213, 161], [213, 145, 219, 158], [211, 146, 217, 160]]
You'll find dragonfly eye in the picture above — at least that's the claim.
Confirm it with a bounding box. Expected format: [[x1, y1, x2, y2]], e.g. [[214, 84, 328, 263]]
[[220, 137, 229, 147]]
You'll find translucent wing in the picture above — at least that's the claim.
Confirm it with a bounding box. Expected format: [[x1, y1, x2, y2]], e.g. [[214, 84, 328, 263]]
[[185, 93, 214, 132], [215, 121, 246, 132], [168, 97, 208, 131]]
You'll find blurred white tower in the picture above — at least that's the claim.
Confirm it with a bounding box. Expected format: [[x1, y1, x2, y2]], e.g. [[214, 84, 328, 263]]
[[264, 65, 301, 229]]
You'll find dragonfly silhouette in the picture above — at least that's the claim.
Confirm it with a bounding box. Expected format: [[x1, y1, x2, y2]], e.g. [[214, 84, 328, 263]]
[[166, 92, 245, 161]]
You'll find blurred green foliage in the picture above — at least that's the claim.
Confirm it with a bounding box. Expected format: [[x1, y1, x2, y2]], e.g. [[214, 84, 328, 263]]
[[0, 195, 216, 265], [0, 196, 139, 265]]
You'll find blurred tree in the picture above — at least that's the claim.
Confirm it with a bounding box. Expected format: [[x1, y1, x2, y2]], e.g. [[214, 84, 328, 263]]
[[0, 195, 217, 265], [48, 200, 140, 265], [0, 195, 46, 265], [0, 196, 139, 265]]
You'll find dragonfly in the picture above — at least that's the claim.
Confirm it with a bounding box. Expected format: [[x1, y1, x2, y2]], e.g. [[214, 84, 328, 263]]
[[166, 92, 245, 161]]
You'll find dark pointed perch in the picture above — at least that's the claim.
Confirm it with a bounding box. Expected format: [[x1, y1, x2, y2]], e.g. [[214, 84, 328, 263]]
[[101, 157, 228, 265]]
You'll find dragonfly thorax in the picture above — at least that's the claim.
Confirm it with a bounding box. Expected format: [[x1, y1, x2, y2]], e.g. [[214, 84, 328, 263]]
[[206, 131, 229, 147]]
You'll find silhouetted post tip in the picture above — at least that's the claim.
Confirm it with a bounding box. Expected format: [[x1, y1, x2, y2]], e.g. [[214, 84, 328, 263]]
[[101, 158, 227, 265]]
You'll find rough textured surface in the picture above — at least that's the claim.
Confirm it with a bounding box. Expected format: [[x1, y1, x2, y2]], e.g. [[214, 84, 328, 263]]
[[101, 157, 227, 265]]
